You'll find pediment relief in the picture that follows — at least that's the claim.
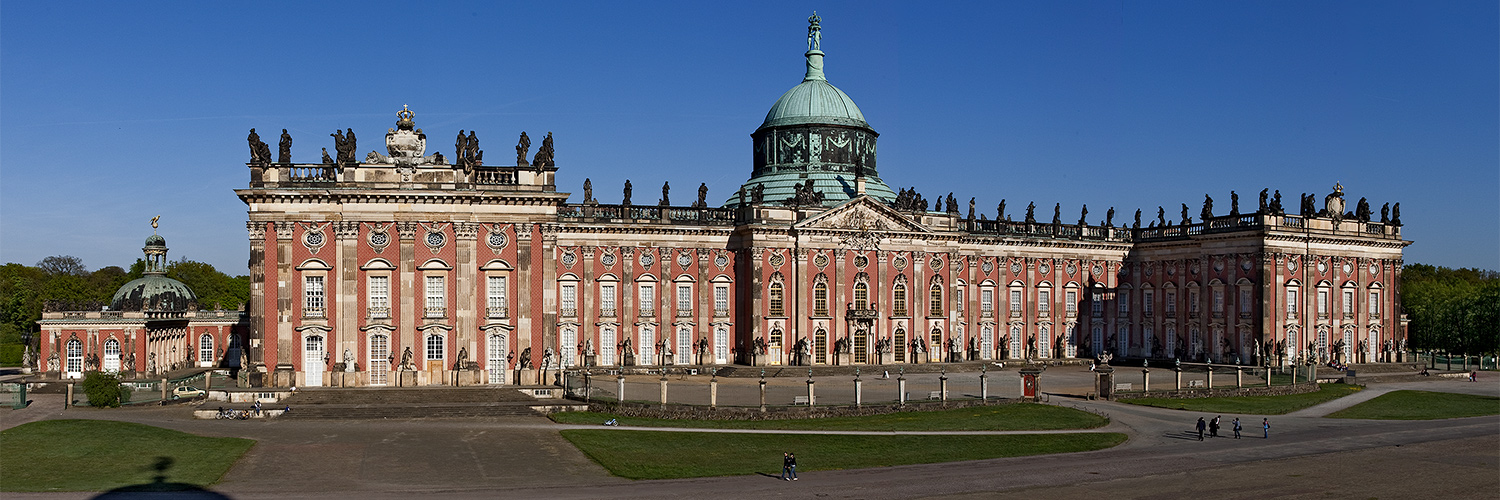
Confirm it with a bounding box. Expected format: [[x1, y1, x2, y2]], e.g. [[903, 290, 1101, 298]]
[[794, 196, 931, 235]]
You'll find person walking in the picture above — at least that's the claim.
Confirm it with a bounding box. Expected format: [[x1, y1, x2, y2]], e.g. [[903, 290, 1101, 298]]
[[782, 452, 792, 480], [1263, 418, 1270, 439], [1209, 416, 1220, 438], [1232, 418, 1242, 439], [786, 452, 798, 480], [1196, 417, 1206, 441]]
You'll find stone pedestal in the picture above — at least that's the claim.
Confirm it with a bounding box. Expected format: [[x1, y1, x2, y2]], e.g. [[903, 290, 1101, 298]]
[[1142, 368, 1150, 392], [898, 376, 907, 405], [709, 377, 718, 408], [806, 378, 816, 407], [272, 364, 295, 388], [398, 370, 417, 387], [1094, 365, 1114, 400], [1020, 367, 1042, 401], [836, 353, 851, 366], [617, 375, 626, 403], [854, 377, 863, 407]]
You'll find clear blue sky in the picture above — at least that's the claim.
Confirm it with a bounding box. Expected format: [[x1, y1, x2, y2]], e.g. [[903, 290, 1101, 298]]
[[2, 1, 1496, 274]]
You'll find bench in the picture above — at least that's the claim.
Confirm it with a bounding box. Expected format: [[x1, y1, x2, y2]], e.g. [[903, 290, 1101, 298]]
[[1187, 380, 1205, 388], [928, 391, 943, 400], [793, 396, 810, 405], [1115, 383, 1132, 391]]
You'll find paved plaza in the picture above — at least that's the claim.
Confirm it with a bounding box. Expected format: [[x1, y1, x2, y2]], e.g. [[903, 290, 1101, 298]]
[[3, 367, 1496, 499]]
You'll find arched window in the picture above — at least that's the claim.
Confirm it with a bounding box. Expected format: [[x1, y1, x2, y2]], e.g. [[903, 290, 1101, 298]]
[[66, 339, 83, 374], [103, 339, 121, 372], [929, 283, 943, 317], [894, 328, 907, 363], [426, 333, 445, 365], [854, 282, 869, 310], [199, 334, 214, 365], [769, 282, 785, 316], [893, 284, 908, 316], [814, 282, 829, 316], [930, 327, 942, 354]]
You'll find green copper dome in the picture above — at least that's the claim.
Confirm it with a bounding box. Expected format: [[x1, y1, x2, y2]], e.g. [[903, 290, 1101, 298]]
[[145, 234, 166, 246], [111, 275, 198, 312], [760, 79, 869, 130]]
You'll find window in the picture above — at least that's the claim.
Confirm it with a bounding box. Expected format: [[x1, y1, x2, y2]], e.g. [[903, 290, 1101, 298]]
[[714, 327, 729, 364], [639, 327, 655, 365], [103, 339, 121, 372], [600, 327, 616, 365], [371, 334, 390, 385], [893, 284, 908, 316], [369, 276, 390, 318], [1143, 290, 1154, 316], [66, 339, 83, 373], [893, 328, 906, 363], [1038, 325, 1051, 358], [1239, 289, 1252, 310], [1118, 290, 1130, 315], [769, 327, 783, 348], [1009, 289, 1022, 313], [1368, 291, 1380, 317], [980, 326, 994, 360], [1038, 290, 1051, 313], [560, 328, 577, 367], [981, 288, 994, 313], [1065, 290, 1078, 314], [486, 276, 506, 318], [677, 328, 692, 364], [714, 285, 729, 315], [199, 334, 214, 364], [560, 283, 577, 317], [1287, 289, 1299, 316], [853, 283, 868, 310], [955, 288, 964, 314], [1010, 326, 1024, 359], [1165, 291, 1177, 315], [601, 283, 617, 316], [304, 276, 325, 317], [1189, 290, 1200, 313], [425, 276, 446, 317], [814, 283, 829, 316], [1317, 289, 1329, 316], [1342, 290, 1354, 318], [1092, 292, 1103, 316], [929, 284, 943, 316], [484, 334, 503, 384], [425, 333, 444, 363], [676, 284, 693, 314], [768, 283, 784, 316], [1212, 289, 1224, 313], [639, 284, 655, 316]]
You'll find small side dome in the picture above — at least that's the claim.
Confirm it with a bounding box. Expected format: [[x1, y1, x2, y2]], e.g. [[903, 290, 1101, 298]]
[[145, 234, 166, 247], [111, 275, 198, 312]]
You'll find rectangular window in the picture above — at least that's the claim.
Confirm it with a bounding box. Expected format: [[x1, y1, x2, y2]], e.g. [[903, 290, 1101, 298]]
[[1118, 290, 1130, 315], [714, 285, 729, 315], [892, 286, 907, 316], [1165, 291, 1176, 315], [1368, 291, 1379, 317], [814, 284, 829, 316], [854, 285, 869, 310], [1342, 290, 1354, 317], [1189, 290, 1200, 313], [639, 284, 655, 316], [486, 276, 506, 318], [929, 286, 943, 317], [425, 276, 445, 317], [1212, 289, 1224, 313], [1065, 290, 1078, 314], [981, 289, 994, 313], [1317, 289, 1329, 316], [768, 284, 784, 316], [955, 288, 964, 314], [1038, 290, 1051, 313], [560, 283, 577, 317], [600, 284, 617, 316], [368, 276, 389, 318], [1010, 289, 1022, 313], [1092, 292, 1103, 316], [1239, 289, 1251, 310], [1143, 290, 1154, 316], [677, 284, 692, 313], [304, 276, 325, 317], [1287, 289, 1298, 315]]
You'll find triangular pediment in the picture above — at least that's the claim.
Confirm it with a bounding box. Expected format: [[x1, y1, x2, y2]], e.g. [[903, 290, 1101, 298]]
[[794, 196, 932, 234]]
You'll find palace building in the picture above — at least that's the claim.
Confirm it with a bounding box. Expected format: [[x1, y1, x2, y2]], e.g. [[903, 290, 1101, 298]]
[[231, 15, 1410, 388]]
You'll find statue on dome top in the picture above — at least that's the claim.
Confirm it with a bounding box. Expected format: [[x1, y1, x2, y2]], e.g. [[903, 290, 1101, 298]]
[[807, 11, 822, 50]]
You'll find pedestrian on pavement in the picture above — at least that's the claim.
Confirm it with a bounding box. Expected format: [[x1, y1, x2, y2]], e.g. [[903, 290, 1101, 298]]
[[781, 452, 792, 480], [1196, 417, 1206, 441], [1263, 418, 1270, 439], [787, 452, 798, 480], [1209, 416, 1220, 437], [1232, 418, 1242, 439]]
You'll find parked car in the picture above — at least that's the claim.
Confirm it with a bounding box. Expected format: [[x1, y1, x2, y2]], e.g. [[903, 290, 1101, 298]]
[[171, 386, 205, 400]]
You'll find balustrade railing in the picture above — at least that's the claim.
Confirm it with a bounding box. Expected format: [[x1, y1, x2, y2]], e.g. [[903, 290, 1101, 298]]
[[470, 168, 517, 185], [557, 204, 737, 226], [287, 166, 337, 182]]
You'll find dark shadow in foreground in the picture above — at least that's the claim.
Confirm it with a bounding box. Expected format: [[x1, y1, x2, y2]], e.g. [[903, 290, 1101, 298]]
[[91, 456, 232, 500]]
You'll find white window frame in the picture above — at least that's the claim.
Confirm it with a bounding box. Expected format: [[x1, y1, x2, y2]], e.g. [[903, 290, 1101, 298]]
[[199, 334, 214, 366], [600, 283, 617, 317], [304, 275, 326, 317], [560, 282, 577, 317], [639, 284, 656, 316], [368, 275, 390, 319], [714, 285, 729, 316], [487, 276, 507, 318], [677, 284, 694, 315], [425, 275, 446, 318], [370, 333, 390, 386]]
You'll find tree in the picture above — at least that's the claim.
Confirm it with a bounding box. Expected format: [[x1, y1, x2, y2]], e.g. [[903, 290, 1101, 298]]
[[1402, 264, 1500, 358], [36, 255, 88, 277], [82, 371, 131, 407]]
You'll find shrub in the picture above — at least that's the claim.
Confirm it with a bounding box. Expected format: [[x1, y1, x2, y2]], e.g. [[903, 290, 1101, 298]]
[[81, 371, 127, 408], [0, 344, 22, 366]]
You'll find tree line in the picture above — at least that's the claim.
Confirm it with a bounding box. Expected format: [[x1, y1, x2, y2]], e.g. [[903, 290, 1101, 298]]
[[0, 256, 249, 364], [1401, 263, 1500, 359]]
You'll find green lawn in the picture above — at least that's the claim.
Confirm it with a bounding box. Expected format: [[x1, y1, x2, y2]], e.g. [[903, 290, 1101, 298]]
[[1120, 384, 1362, 414], [551, 403, 1107, 431], [1325, 390, 1500, 420], [561, 430, 1127, 479], [0, 419, 255, 492]]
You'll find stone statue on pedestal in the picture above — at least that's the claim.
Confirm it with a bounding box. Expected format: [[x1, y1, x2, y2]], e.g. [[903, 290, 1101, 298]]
[[660, 181, 671, 206], [516, 131, 531, 165], [278, 129, 293, 163], [583, 178, 593, 203]]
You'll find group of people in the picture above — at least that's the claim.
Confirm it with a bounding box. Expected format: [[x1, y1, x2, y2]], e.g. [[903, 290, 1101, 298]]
[[1198, 416, 1267, 440]]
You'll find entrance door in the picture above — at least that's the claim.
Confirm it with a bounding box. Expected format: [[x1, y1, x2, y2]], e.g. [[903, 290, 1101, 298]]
[[713, 327, 728, 364], [304, 335, 324, 386], [853, 330, 867, 364], [814, 329, 827, 365], [425, 334, 445, 372], [486, 333, 505, 385], [103, 339, 121, 372]]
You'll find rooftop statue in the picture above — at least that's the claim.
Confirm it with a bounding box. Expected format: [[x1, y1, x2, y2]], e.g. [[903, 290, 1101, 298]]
[[1134, 209, 1142, 229], [1391, 202, 1401, 226], [1024, 202, 1036, 224], [1106, 207, 1115, 227], [695, 183, 709, 208], [1259, 188, 1269, 213], [1380, 202, 1389, 223], [278, 129, 293, 164], [1181, 203, 1190, 225], [660, 181, 671, 206], [1271, 190, 1283, 214], [321, 148, 334, 165], [1201, 194, 1214, 221], [1078, 204, 1088, 226], [997, 199, 1006, 220], [516, 131, 531, 166], [1052, 203, 1061, 226], [1157, 206, 1166, 226], [247, 128, 272, 164], [532, 132, 555, 168], [623, 180, 633, 206], [1230, 191, 1240, 216], [968, 197, 976, 220], [583, 178, 593, 203], [751, 183, 765, 205], [1324, 182, 1346, 221]]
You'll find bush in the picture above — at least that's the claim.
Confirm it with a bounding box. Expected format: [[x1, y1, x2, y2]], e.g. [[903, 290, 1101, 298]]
[[81, 371, 129, 408], [0, 344, 22, 366]]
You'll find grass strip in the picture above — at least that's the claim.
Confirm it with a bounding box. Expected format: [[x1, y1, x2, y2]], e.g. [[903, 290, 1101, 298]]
[[561, 430, 1126, 479], [0, 419, 255, 492], [551, 403, 1106, 431], [1119, 384, 1361, 415], [1325, 390, 1500, 420]]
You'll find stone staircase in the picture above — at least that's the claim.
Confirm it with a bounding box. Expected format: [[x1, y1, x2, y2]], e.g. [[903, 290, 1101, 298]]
[[276, 387, 575, 420]]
